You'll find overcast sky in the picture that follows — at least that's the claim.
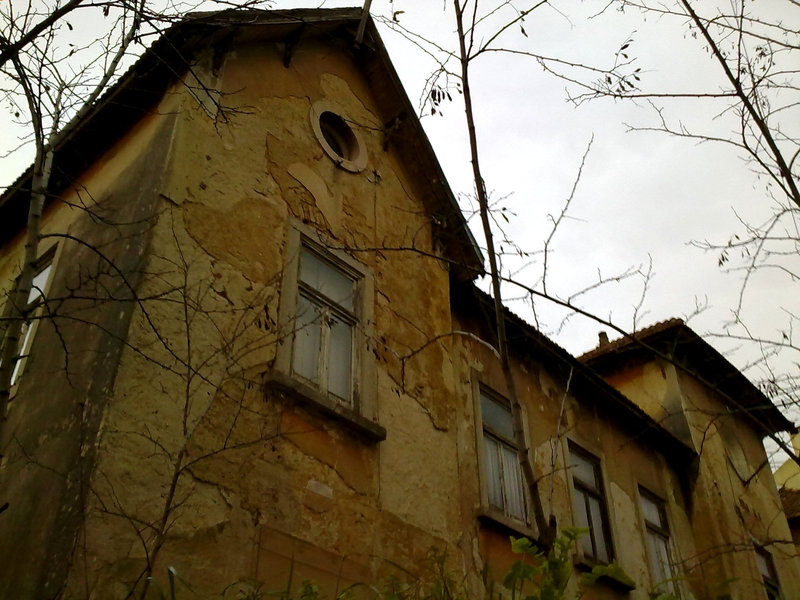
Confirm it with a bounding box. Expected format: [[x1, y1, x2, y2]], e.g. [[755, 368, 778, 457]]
[[2, 1, 798, 432], [369, 1, 799, 378]]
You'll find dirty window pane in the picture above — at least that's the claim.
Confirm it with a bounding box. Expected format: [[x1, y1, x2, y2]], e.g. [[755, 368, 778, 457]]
[[570, 445, 612, 563], [292, 295, 321, 383], [647, 531, 675, 592], [327, 315, 353, 404], [589, 496, 609, 563], [483, 436, 503, 509], [501, 444, 525, 520], [570, 450, 597, 489], [27, 264, 52, 305], [300, 248, 354, 312], [481, 393, 514, 440], [641, 493, 663, 528], [572, 490, 593, 557]]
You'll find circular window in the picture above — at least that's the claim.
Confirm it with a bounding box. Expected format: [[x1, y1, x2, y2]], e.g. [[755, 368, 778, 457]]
[[320, 112, 357, 161], [310, 101, 367, 173]]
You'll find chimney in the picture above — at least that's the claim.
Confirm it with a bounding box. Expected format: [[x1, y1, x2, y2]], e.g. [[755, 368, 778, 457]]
[[598, 331, 609, 347]]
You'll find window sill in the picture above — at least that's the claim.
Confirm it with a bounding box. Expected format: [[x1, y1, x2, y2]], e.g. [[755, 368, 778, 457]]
[[477, 507, 539, 542], [574, 557, 636, 593], [265, 371, 386, 443]]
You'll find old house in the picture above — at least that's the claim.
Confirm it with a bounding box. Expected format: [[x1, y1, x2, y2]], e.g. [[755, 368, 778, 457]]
[[0, 8, 798, 600]]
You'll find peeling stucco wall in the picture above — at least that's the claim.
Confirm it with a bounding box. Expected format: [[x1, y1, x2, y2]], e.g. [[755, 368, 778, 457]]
[[49, 35, 469, 598], [2, 26, 798, 600]]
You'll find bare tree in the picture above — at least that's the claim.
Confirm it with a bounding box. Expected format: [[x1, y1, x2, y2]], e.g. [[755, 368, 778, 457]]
[[568, 0, 800, 447], [0, 0, 149, 416]]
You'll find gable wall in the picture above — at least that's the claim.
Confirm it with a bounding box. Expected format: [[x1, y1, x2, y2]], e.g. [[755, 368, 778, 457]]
[[62, 34, 473, 598]]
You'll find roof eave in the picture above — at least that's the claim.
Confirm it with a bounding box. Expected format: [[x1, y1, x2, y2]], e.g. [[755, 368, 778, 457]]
[[0, 9, 484, 277]]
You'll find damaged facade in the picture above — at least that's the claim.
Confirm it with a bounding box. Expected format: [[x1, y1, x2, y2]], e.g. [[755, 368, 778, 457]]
[[0, 9, 797, 600]]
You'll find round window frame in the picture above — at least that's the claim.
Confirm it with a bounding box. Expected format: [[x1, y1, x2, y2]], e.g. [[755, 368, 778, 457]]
[[310, 101, 367, 173]]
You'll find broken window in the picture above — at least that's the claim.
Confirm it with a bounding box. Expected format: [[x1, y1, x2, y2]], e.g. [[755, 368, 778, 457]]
[[481, 389, 527, 522], [569, 444, 613, 563], [640, 488, 678, 596]]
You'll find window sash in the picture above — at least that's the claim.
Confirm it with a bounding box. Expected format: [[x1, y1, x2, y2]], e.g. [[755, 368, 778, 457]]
[[569, 445, 612, 563], [291, 251, 358, 407], [483, 431, 526, 521], [646, 528, 677, 594]]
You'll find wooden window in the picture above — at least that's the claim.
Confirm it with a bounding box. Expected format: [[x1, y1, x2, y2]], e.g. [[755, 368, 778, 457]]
[[292, 245, 359, 407], [569, 443, 613, 563], [480, 389, 527, 522], [272, 221, 380, 441], [640, 488, 678, 595]]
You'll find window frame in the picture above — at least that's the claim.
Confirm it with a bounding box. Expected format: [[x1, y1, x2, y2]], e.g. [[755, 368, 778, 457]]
[[2, 248, 56, 390], [567, 442, 615, 565], [271, 221, 382, 442], [638, 486, 679, 596], [472, 378, 536, 536], [292, 243, 360, 406], [755, 546, 781, 600]]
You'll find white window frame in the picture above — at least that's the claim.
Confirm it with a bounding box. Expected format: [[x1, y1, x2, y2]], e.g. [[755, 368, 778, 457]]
[[2, 249, 55, 389], [639, 487, 679, 596], [273, 221, 378, 429], [473, 378, 534, 533]]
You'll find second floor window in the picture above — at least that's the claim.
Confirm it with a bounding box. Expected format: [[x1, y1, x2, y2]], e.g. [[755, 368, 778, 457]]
[[569, 444, 613, 563], [481, 390, 526, 522], [291, 245, 359, 408], [3, 255, 53, 387], [640, 488, 678, 596]]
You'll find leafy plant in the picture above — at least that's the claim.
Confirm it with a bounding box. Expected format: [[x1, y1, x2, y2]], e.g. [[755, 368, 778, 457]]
[[502, 529, 582, 600]]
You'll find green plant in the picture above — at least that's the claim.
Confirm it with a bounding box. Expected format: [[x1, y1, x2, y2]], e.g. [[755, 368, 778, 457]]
[[501, 529, 582, 600], [501, 529, 635, 600]]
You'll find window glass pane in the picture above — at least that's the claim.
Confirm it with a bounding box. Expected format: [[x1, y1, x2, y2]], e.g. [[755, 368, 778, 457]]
[[569, 449, 598, 489], [572, 490, 594, 557], [27, 264, 52, 305], [483, 435, 503, 510], [327, 315, 353, 404], [589, 495, 609, 563], [481, 393, 514, 440], [501, 444, 525, 520], [756, 548, 777, 581], [641, 494, 663, 528], [292, 295, 321, 383], [647, 532, 674, 591], [300, 248, 354, 311], [756, 551, 769, 578], [10, 320, 33, 386]]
